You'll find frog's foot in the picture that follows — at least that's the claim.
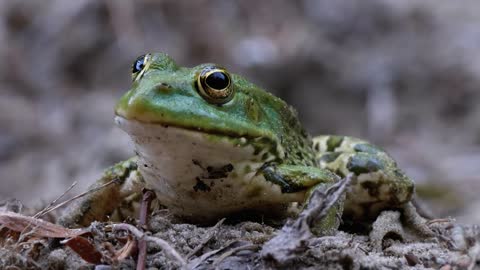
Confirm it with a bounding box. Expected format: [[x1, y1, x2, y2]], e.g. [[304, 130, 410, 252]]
[[58, 158, 145, 228], [401, 202, 436, 238], [261, 164, 346, 236]]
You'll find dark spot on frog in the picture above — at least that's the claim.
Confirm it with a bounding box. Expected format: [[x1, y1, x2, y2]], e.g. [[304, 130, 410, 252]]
[[193, 177, 211, 192], [193, 160, 234, 181], [204, 164, 234, 179], [354, 143, 382, 154], [143, 164, 148, 168], [154, 83, 172, 93], [393, 169, 406, 178], [319, 152, 341, 163], [299, 140, 304, 148], [327, 136, 344, 151], [314, 142, 320, 151], [347, 155, 382, 175], [361, 181, 380, 197], [192, 159, 202, 168], [261, 165, 303, 193], [334, 169, 346, 178]]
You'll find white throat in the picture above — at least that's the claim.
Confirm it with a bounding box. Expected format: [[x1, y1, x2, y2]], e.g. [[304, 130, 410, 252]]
[[114, 117, 302, 220]]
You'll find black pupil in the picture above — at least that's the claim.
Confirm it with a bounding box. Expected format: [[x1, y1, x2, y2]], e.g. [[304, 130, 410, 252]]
[[205, 71, 229, 90], [133, 55, 145, 73]]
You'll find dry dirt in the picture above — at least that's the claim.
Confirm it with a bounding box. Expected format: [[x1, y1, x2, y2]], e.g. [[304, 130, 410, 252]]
[[0, 179, 479, 270]]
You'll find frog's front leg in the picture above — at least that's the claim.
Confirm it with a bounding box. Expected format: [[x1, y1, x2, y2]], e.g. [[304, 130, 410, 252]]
[[261, 164, 344, 235], [58, 157, 145, 228]]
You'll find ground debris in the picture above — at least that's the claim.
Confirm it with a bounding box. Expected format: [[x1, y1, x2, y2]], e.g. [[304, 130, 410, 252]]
[[261, 175, 351, 265], [0, 207, 479, 269]]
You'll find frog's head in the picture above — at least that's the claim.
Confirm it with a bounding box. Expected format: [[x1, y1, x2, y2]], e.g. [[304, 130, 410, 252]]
[[115, 53, 295, 149], [114, 54, 316, 217]]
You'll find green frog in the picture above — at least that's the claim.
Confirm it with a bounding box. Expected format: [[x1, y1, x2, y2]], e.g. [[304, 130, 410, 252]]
[[59, 53, 428, 235]]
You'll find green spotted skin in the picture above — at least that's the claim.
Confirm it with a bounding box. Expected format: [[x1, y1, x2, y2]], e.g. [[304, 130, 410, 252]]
[[60, 53, 417, 231], [313, 136, 414, 220]]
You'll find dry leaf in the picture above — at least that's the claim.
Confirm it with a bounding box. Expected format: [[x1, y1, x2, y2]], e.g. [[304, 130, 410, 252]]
[[0, 211, 88, 238], [63, 236, 103, 264]]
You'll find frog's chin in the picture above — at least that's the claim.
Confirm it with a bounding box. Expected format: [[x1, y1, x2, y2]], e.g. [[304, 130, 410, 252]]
[[114, 116, 300, 220]]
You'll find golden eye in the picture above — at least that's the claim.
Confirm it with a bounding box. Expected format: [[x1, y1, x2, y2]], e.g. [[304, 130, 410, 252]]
[[196, 67, 234, 104], [131, 54, 151, 81]]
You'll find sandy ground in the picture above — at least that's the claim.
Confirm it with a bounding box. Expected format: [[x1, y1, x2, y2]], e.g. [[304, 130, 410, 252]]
[[1, 180, 479, 270]]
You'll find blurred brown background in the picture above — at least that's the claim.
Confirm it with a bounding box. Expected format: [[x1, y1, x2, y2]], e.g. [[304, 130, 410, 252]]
[[1, 0, 479, 223]]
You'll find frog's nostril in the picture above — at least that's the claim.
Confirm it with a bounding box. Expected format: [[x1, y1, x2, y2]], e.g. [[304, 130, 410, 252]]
[[154, 83, 172, 93]]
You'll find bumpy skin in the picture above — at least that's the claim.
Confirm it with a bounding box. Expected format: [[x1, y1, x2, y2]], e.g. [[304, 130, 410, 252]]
[[60, 53, 423, 235]]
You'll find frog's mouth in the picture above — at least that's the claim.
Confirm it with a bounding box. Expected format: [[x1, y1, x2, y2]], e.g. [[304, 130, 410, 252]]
[[115, 115, 283, 161], [114, 115, 270, 142]]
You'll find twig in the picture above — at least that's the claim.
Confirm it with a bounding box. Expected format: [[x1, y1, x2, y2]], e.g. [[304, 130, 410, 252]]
[[136, 190, 155, 270], [187, 218, 226, 259], [302, 174, 352, 227], [110, 223, 186, 267], [212, 244, 259, 268], [426, 218, 454, 226], [14, 178, 119, 242], [16, 181, 81, 244], [38, 178, 119, 216], [260, 175, 352, 264], [34, 181, 78, 218], [188, 240, 250, 269]]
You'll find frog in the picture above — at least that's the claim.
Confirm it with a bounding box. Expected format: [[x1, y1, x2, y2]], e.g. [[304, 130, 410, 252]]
[[59, 53, 431, 236]]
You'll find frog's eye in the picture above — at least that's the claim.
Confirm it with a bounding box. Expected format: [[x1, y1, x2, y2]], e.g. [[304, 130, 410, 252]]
[[196, 67, 234, 104], [131, 54, 150, 81]]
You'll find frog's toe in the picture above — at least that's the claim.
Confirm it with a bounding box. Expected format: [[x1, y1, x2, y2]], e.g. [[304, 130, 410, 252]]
[[402, 202, 436, 238]]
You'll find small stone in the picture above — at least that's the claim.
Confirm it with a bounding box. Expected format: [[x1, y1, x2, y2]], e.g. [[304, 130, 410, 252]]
[[47, 249, 67, 269], [455, 255, 472, 268], [94, 265, 112, 270], [404, 252, 421, 266]]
